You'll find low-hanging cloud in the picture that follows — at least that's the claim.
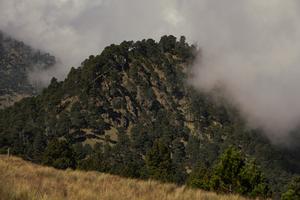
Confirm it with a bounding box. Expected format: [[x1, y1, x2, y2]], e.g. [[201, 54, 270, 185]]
[[0, 0, 186, 85], [183, 0, 300, 143], [1, 0, 300, 142]]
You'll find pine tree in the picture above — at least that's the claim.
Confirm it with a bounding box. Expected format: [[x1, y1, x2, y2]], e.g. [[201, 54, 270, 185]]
[[32, 132, 46, 162], [186, 135, 201, 168], [281, 176, 300, 200], [210, 147, 270, 197], [144, 139, 174, 182], [172, 138, 187, 184], [187, 163, 211, 190], [42, 139, 76, 169]]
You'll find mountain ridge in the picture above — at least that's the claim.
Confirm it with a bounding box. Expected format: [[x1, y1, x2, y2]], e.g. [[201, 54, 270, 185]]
[[0, 35, 299, 198]]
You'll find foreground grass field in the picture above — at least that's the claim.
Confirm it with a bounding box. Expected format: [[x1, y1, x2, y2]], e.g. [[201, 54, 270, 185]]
[[0, 156, 248, 200]]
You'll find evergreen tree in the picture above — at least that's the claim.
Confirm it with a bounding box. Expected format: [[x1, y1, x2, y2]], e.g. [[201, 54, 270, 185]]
[[111, 129, 143, 178], [70, 102, 87, 129], [187, 163, 211, 190], [144, 139, 174, 182], [42, 139, 76, 169], [281, 176, 300, 200], [32, 132, 46, 162], [210, 147, 245, 193], [130, 124, 151, 155], [159, 35, 177, 52], [210, 147, 270, 197], [56, 112, 71, 136], [238, 159, 270, 197], [186, 135, 201, 168], [172, 138, 187, 184]]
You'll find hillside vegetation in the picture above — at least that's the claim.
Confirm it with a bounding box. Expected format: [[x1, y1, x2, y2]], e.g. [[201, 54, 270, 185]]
[[0, 36, 299, 198], [0, 156, 248, 200]]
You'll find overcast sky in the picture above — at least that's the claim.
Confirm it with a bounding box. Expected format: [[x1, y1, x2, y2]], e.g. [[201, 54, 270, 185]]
[[0, 0, 188, 72], [1, 0, 300, 143]]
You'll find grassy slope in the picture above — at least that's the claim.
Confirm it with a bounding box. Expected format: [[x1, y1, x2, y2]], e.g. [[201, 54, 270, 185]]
[[0, 156, 248, 200]]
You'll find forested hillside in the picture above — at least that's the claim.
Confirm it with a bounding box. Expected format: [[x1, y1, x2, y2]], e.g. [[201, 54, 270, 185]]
[[0, 35, 299, 198], [0, 31, 55, 108]]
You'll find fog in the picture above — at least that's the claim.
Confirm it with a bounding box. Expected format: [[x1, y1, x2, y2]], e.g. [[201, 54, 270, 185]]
[[0, 0, 186, 85], [184, 1, 300, 143], [1, 0, 300, 142]]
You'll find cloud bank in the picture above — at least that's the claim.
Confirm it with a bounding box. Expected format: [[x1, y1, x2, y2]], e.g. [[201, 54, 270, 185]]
[[0, 0, 186, 84], [1, 0, 300, 142], [183, 1, 300, 142]]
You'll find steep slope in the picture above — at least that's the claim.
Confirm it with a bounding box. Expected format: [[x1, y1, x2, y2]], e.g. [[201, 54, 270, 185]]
[[0, 36, 298, 196], [0, 156, 247, 200], [0, 31, 55, 108]]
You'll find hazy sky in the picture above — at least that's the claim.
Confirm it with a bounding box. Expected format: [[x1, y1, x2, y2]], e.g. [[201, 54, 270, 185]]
[[1, 0, 300, 143]]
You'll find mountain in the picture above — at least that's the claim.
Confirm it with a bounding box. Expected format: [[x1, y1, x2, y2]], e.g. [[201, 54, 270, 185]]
[[0, 35, 299, 198], [0, 31, 56, 108]]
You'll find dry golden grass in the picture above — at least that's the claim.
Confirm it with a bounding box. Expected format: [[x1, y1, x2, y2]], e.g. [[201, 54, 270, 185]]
[[0, 156, 249, 200]]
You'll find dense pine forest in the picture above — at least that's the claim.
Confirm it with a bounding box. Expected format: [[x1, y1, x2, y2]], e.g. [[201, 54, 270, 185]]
[[1, 35, 300, 199]]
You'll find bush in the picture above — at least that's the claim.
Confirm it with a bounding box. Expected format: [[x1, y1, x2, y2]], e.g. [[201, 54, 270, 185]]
[[42, 139, 76, 169], [281, 176, 300, 200]]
